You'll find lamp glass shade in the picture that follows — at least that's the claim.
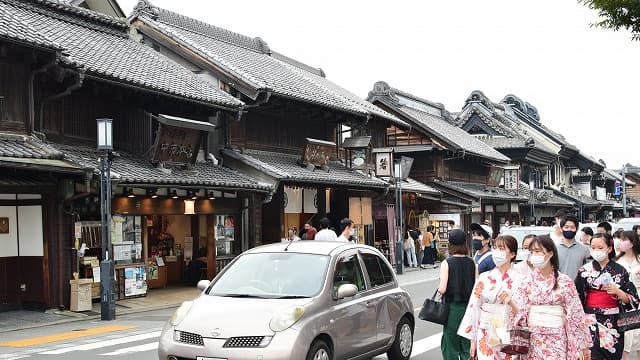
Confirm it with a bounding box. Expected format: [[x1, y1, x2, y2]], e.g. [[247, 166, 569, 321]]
[[97, 118, 113, 150], [184, 199, 195, 215]]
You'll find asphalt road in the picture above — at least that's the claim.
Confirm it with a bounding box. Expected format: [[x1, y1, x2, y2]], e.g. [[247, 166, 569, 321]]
[[0, 267, 445, 360]]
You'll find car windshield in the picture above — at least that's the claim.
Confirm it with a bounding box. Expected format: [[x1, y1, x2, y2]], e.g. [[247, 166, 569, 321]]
[[208, 252, 330, 298]]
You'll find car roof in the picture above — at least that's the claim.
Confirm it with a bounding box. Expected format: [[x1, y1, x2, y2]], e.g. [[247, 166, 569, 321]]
[[243, 241, 374, 256]]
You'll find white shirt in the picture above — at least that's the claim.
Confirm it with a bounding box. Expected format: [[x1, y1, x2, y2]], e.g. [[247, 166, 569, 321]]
[[315, 229, 338, 241], [337, 234, 350, 242]]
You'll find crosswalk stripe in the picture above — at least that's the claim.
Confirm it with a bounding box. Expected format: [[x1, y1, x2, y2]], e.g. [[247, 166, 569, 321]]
[[98, 341, 158, 356], [410, 332, 442, 358], [40, 331, 161, 355], [0, 325, 137, 348]]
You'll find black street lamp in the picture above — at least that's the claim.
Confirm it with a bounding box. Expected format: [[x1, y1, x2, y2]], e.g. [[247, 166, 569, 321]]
[[97, 118, 115, 320], [393, 155, 413, 275]]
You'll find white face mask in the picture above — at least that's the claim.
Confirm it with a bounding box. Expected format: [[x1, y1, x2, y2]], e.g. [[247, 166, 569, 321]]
[[520, 249, 531, 261], [529, 254, 549, 269], [492, 250, 509, 266], [591, 249, 608, 262]]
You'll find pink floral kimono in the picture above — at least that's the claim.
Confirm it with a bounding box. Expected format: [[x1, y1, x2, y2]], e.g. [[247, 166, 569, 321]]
[[512, 269, 593, 360], [458, 267, 522, 360]]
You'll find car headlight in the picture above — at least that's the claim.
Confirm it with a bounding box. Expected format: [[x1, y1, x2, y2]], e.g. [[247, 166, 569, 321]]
[[171, 301, 193, 326], [269, 306, 304, 332]]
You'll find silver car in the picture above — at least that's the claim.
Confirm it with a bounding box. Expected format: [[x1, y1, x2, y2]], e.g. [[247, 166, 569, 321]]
[[158, 241, 414, 360]]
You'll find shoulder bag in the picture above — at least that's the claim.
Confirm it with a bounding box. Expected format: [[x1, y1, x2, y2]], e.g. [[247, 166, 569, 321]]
[[618, 301, 640, 332], [418, 289, 449, 325]]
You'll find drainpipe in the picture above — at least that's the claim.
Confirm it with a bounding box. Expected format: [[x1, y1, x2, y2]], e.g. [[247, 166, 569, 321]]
[[28, 58, 58, 134], [226, 90, 272, 149], [36, 68, 85, 134]]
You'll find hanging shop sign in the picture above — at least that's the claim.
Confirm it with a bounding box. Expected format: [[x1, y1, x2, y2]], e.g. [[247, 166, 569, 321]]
[[150, 114, 216, 166], [374, 151, 392, 177], [503, 166, 520, 192], [300, 138, 335, 171]]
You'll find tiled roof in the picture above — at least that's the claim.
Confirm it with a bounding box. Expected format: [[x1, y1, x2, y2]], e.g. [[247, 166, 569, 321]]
[[223, 148, 388, 189], [433, 179, 528, 202], [50, 144, 270, 191], [0, 2, 61, 50], [1, 0, 242, 109], [0, 133, 64, 159], [0, 171, 56, 186], [551, 188, 600, 207], [398, 106, 510, 163], [517, 184, 575, 207], [131, 2, 401, 124]]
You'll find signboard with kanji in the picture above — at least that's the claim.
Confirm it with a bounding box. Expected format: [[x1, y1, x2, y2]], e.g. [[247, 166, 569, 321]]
[[301, 138, 335, 171], [504, 167, 520, 191]]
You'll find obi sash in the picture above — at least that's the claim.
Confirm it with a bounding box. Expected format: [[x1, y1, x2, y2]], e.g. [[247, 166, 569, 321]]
[[529, 305, 565, 328], [586, 289, 618, 309]]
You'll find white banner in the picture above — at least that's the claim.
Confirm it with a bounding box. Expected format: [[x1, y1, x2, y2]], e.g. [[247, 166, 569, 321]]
[[596, 186, 606, 201], [284, 186, 302, 213], [303, 188, 317, 213]]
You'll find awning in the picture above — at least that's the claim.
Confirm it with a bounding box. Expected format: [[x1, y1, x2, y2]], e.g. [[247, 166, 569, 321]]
[[157, 114, 217, 132], [373, 145, 434, 153], [386, 177, 440, 196], [432, 179, 528, 202], [0, 156, 84, 174]]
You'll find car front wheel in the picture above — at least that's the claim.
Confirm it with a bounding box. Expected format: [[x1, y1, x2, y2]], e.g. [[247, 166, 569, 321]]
[[387, 316, 413, 360], [306, 339, 332, 360]]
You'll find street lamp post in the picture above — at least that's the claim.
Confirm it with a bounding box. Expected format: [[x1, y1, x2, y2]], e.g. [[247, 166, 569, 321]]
[[97, 118, 115, 321]]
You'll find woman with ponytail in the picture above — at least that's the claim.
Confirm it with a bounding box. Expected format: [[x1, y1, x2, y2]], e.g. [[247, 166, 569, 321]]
[[512, 235, 593, 360], [575, 233, 638, 359]]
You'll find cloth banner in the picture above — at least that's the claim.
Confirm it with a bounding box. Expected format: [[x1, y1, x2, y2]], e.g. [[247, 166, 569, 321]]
[[303, 188, 317, 214], [387, 204, 396, 264], [284, 186, 302, 214]]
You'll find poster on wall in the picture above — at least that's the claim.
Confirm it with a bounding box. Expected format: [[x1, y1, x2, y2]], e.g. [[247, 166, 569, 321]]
[[124, 266, 147, 296]]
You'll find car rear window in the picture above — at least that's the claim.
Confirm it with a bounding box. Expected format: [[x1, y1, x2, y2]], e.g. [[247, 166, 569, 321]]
[[361, 253, 394, 288]]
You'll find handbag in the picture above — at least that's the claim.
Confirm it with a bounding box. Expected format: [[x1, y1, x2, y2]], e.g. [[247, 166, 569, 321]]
[[618, 301, 640, 332], [419, 290, 449, 325], [403, 235, 412, 250]]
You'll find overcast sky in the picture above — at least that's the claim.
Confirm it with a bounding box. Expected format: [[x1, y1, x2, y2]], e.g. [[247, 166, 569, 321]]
[[119, 0, 639, 170]]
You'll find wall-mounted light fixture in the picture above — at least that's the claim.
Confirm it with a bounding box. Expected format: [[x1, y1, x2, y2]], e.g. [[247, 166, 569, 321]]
[[208, 191, 215, 200], [188, 190, 198, 200], [125, 187, 135, 198], [184, 199, 195, 215], [148, 188, 159, 199], [170, 190, 179, 199]]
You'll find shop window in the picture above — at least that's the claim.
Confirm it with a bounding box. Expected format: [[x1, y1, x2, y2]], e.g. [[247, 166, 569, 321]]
[[215, 215, 236, 257]]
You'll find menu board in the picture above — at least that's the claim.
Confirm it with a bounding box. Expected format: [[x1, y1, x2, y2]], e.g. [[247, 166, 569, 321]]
[[124, 266, 147, 296]]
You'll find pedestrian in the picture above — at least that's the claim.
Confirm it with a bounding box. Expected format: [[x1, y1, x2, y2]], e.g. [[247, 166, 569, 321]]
[[437, 229, 476, 360], [581, 226, 595, 246], [337, 218, 354, 242], [302, 221, 317, 240], [421, 225, 437, 269], [411, 226, 424, 266], [551, 208, 569, 242], [314, 217, 338, 241], [404, 225, 418, 268], [616, 231, 640, 360], [613, 229, 624, 257], [511, 234, 593, 360], [556, 214, 590, 281], [514, 234, 536, 275], [287, 228, 301, 241], [597, 221, 613, 235], [471, 223, 495, 274], [458, 235, 522, 360], [575, 232, 638, 360]]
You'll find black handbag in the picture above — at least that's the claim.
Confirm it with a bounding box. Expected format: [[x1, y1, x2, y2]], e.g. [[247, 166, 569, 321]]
[[418, 290, 449, 325], [618, 302, 640, 332]]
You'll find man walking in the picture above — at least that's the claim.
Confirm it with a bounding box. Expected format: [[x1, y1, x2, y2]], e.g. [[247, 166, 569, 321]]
[[471, 223, 494, 274], [337, 218, 354, 242], [556, 215, 590, 281], [301, 221, 317, 240], [314, 217, 338, 241]]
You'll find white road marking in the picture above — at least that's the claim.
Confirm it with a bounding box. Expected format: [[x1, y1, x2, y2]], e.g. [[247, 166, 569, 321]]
[[410, 332, 442, 358], [98, 341, 158, 356], [40, 331, 161, 354]]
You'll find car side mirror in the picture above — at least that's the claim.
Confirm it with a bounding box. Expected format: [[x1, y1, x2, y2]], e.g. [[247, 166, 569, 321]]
[[197, 280, 211, 291], [336, 284, 358, 299]]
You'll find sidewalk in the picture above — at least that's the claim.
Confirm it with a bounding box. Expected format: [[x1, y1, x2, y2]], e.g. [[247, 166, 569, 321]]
[[0, 285, 200, 333], [0, 267, 439, 333]]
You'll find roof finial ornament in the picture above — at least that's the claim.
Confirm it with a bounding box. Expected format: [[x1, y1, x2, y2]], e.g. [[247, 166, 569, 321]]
[[133, 0, 158, 20], [367, 81, 398, 104]]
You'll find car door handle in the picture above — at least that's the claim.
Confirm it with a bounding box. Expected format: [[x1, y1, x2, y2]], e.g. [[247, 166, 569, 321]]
[[365, 301, 375, 308], [391, 294, 402, 300]]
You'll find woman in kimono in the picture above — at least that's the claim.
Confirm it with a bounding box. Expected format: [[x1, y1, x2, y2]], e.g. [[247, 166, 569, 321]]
[[458, 235, 522, 360], [576, 232, 638, 360], [511, 234, 592, 360], [617, 231, 640, 360]]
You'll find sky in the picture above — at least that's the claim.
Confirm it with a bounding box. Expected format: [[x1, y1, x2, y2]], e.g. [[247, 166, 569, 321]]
[[118, 0, 640, 169]]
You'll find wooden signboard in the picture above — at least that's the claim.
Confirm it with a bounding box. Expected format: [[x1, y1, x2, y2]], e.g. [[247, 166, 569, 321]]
[[487, 166, 503, 187], [151, 123, 200, 165], [301, 138, 335, 171]]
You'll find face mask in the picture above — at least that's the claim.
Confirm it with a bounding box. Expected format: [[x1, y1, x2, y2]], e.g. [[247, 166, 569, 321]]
[[530, 254, 548, 269], [520, 249, 531, 261], [473, 239, 484, 251], [492, 250, 508, 266], [614, 238, 621, 250], [591, 250, 608, 262], [620, 240, 634, 252], [562, 230, 577, 240]]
